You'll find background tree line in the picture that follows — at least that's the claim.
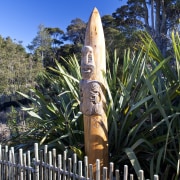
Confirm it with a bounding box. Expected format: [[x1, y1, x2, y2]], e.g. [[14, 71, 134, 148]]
[[25, 0, 180, 70], [0, 36, 42, 96], [0, 0, 179, 117]]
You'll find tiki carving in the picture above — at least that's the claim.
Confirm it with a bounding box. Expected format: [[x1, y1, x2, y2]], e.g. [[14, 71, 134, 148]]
[[80, 46, 105, 116]]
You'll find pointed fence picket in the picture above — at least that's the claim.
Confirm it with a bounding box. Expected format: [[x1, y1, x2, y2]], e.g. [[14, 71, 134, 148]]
[[0, 143, 159, 180]]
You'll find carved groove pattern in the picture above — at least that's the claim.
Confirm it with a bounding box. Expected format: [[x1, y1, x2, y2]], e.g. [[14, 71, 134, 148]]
[[80, 45, 105, 116]]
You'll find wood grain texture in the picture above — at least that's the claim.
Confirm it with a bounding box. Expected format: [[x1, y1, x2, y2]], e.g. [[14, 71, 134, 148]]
[[82, 7, 108, 178], [84, 7, 106, 85]]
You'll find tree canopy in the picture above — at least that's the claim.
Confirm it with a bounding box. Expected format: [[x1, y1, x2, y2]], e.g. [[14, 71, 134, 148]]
[[1, 0, 180, 96], [0, 36, 42, 95], [113, 0, 180, 55]]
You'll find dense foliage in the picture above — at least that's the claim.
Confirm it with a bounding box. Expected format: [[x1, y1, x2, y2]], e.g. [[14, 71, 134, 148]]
[[7, 31, 179, 179], [0, 1, 180, 179], [0, 36, 42, 95]]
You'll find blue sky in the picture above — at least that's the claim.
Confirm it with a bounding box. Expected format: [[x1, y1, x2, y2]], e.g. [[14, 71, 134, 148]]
[[0, 0, 127, 49]]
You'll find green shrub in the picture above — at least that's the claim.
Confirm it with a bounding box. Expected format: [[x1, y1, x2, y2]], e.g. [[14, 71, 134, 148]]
[[8, 32, 180, 179]]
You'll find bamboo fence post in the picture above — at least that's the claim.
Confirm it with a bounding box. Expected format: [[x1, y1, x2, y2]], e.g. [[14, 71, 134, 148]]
[[109, 162, 114, 180], [34, 143, 39, 180], [27, 150, 32, 180], [39, 150, 43, 180], [63, 150, 67, 180], [78, 161, 82, 180], [48, 151, 52, 180], [44, 145, 48, 180], [154, 175, 159, 180], [115, 170, 120, 180], [58, 154, 62, 180], [72, 153, 77, 180], [5, 146, 8, 179], [52, 148, 57, 180], [0, 144, 1, 178], [80, 7, 108, 178], [124, 165, 128, 180], [19, 148, 23, 180], [139, 170, 144, 180], [84, 156, 88, 179]]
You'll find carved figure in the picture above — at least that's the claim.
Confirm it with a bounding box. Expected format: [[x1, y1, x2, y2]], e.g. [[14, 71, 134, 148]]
[[80, 46, 105, 116], [81, 46, 95, 80]]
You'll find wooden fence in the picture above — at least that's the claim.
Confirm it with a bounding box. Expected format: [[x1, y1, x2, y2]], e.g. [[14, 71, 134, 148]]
[[0, 143, 159, 180]]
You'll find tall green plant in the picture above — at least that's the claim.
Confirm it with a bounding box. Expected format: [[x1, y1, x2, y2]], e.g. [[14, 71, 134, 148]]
[[106, 32, 180, 179], [8, 31, 180, 179], [8, 56, 84, 158]]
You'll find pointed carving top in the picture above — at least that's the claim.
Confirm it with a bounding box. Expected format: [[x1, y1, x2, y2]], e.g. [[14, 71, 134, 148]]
[[85, 7, 103, 45], [92, 7, 98, 13], [83, 7, 106, 86], [87, 7, 101, 28]]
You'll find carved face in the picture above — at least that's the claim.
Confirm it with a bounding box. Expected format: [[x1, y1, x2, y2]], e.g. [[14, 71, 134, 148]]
[[81, 46, 95, 80]]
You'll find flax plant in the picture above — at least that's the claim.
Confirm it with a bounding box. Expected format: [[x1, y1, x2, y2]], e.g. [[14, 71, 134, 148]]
[[8, 32, 180, 179], [106, 31, 180, 179], [9, 55, 84, 157]]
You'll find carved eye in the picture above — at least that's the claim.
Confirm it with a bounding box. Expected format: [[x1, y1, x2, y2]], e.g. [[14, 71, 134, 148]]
[[88, 54, 92, 63]]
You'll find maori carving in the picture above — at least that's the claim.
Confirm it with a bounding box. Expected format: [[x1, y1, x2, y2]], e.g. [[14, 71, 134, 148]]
[[80, 46, 105, 116], [81, 46, 95, 80]]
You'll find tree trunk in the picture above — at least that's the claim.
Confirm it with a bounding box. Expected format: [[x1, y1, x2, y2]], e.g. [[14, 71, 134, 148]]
[[153, 0, 168, 56], [155, 0, 161, 46], [151, 0, 155, 35], [160, 0, 167, 56], [143, 0, 150, 33]]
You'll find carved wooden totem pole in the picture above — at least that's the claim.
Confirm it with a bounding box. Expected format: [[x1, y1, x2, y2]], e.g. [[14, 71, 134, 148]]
[[80, 7, 108, 177]]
